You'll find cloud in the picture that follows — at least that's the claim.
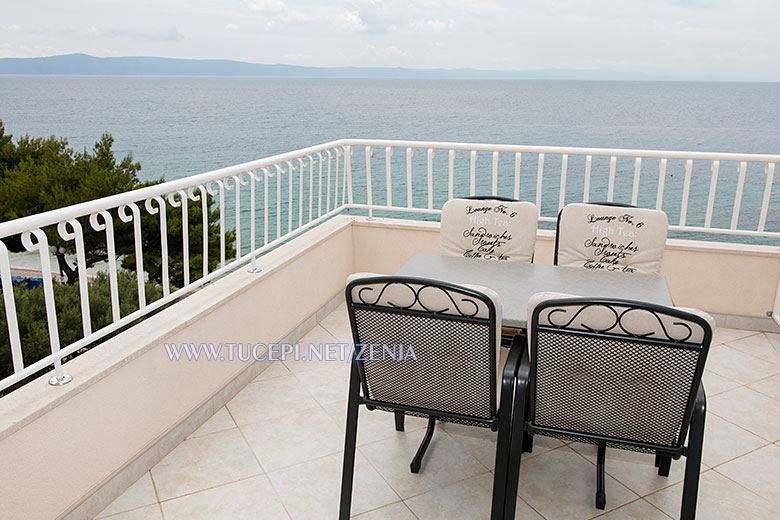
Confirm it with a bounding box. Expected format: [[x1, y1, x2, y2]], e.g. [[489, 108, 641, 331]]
[[335, 10, 367, 32], [334, 1, 411, 33], [1, 25, 23, 32], [0, 43, 63, 58], [671, 0, 723, 7], [244, 0, 311, 23], [225, 23, 239, 30], [245, 0, 287, 15], [408, 19, 455, 33], [91, 27, 184, 41]]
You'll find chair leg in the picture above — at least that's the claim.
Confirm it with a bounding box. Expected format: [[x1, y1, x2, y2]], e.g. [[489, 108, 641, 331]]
[[338, 363, 361, 520], [503, 346, 530, 520], [410, 417, 436, 473], [681, 384, 706, 520], [595, 442, 606, 510], [522, 432, 534, 453], [394, 410, 405, 432], [492, 341, 523, 520], [657, 453, 672, 477]]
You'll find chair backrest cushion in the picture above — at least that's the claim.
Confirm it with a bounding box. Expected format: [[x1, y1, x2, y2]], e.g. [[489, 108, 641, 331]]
[[440, 198, 538, 262], [555, 203, 668, 274], [346, 273, 503, 420], [526, 291, 713, 448]]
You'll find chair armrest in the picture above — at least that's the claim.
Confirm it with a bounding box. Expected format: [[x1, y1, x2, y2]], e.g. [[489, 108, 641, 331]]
[[501, 334, 526, 387], [512, 334, 530, 383], [694, 381, 706, 416]]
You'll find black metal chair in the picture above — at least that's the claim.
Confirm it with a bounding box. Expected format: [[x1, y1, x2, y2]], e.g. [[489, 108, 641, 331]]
[[504, 294, 713, 520], [338, 275, 525, 520], [553, 202, 668, 274]]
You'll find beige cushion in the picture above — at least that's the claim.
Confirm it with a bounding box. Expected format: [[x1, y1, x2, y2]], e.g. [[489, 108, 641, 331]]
[[347, 272, 504, 388], [556, 203, 668, 274], [440, 199, 538, 262], [527, 291, 715, 344]]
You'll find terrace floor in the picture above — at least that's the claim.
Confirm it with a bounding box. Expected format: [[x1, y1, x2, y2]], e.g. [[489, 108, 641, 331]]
[[95, 304, 780, 520]]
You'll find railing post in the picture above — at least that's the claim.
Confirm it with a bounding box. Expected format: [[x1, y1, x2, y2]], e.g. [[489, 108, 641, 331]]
[[346, 145, 353, 206], [365, 146, 373, 219]]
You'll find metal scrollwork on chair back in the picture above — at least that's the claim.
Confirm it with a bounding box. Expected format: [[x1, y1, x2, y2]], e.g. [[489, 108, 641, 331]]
[[540, 300, 707, 344], [350, 278, 490, 319]]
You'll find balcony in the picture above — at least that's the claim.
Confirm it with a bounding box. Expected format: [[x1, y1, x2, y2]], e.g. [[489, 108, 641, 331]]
[[1, 140, 779, 519]]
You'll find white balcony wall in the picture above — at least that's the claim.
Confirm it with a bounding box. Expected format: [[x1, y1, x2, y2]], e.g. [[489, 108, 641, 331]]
[[0, 215, 778, 519]]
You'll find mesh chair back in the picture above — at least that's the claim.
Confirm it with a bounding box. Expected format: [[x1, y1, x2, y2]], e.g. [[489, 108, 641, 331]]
[[440, 198, 538, 262], [528, 294, 712, 450], [555, 203, 668, 274], [346, 274, 501, 425]]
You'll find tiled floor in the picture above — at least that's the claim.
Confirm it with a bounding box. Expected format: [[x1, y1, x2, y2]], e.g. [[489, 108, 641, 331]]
[[97, 305, 780, 519]]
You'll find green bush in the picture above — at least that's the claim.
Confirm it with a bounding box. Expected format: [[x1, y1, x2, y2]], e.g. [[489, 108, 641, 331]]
[[0, 270, 163, 387]]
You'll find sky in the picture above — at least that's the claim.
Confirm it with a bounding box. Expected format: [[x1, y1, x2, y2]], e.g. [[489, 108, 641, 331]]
[[1, 0, 779, 81]]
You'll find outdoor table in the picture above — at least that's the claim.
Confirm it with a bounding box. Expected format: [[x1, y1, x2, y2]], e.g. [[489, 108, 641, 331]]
[[395, 253, 674, 329]]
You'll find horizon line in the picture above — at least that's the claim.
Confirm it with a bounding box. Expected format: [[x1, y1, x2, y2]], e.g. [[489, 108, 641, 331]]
[[1, 53, 777, 83]]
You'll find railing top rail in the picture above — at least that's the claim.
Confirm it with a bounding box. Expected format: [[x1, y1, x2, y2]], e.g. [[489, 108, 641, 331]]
[[3, 137, 780, 239], [0, 139, 348, 239], [342, 138, 780, 163]]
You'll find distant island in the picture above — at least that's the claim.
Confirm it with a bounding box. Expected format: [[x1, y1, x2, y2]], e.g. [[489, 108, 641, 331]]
[[0, 53, 662, 81]]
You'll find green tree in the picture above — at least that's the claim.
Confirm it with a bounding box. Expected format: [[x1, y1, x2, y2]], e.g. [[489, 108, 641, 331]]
[[0, 271, 164, 391], [0, 121, 234, 288]]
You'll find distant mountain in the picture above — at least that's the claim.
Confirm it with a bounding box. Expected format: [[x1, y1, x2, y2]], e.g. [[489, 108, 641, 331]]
[[0, 53, 662, 81]]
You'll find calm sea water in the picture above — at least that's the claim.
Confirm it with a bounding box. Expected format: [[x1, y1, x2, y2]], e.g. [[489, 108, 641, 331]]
[[1, 76, 780, 243]]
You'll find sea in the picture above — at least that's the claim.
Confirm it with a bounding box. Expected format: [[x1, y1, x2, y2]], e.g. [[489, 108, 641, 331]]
[[1, 76, 780, 244]]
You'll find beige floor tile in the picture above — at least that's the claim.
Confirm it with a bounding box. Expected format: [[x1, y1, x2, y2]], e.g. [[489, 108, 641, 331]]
[[160, 475, 289, 520], [440, 421, 499, 470], [521, 434, 566, 460], [283, 325, 343, 373], [715, 444, 780, 506], [443, 422, 564, 470], [360, 429, 489, 499], [254, 361, 291, 381], [187, 407, 236, 439], [293, 361, 352, 406], [570, 444, 690, 497], [701, 370, 741, 397], [352, 501, 416, 519], [728, 333, 780, 365], [97, 473, 158, 518], [510, 498, 546, 520], [646, 469, 779, 518], [708, 386, 780, 441], [701, 412, 768, 468], [516, 446, 638, 520], [99, 504, 163, 520], [593, 499, 673, 519], [268, 451, 399, 519], [151, 428, 262, 501], [324, 401, 428, 446], [704, 345, 780, 385], [319, 304, 353, 342], [241, 407, 344, 471], [226, 374, 319, 426], [748, 373, 780, 402], [712, 328, 757, 346], [406, 472, 541, 520]]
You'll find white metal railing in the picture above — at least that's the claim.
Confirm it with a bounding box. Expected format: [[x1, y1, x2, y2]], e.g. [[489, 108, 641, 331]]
[[1, 138, 779, 393], [0, 140, 351, 392], [347, 139, 780, 240]]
